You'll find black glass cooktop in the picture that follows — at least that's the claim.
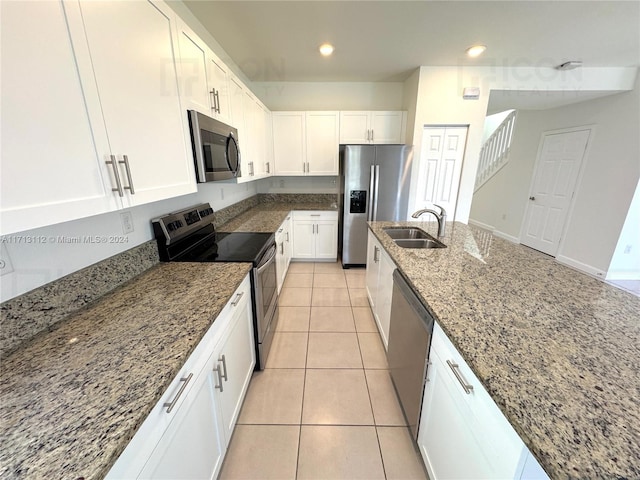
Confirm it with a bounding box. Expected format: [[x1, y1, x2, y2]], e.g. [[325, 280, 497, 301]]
[[174, 230, 274, 265]]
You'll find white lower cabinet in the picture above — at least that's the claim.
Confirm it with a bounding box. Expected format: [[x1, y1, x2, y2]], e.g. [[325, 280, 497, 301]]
[[276, 214, 293, 292], [107, 275, 255, 480], [291, 211, 338, 261], [365, 231, 396, 349], [418, 323, 549, 480]]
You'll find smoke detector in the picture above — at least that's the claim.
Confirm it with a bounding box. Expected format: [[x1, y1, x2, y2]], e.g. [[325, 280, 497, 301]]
[[556, 61, 582, 70]]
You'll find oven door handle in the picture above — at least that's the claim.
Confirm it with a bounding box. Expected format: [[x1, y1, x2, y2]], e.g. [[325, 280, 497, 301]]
[[256, 245, 277, 273]]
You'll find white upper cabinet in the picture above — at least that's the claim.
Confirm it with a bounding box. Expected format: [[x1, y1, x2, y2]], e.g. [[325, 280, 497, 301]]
[[339, 111, 407, 144], [66, 0, 196, 207], [272, 111, 339, 176], [272, 112, 306, 175], [176, 20, 211, 115], [207, 52, 232, 125], [0, 0, 122, 235], [306, 112, 340, 175]]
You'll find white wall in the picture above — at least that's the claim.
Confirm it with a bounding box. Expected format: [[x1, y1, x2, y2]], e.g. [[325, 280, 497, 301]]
[[608, 178, 640, 280], [470, 78, 640, 275], [252, 82, 404, 111], [406, 66, 638, 224], [0, 182, 257, 303], [257, 176, 338, 194]]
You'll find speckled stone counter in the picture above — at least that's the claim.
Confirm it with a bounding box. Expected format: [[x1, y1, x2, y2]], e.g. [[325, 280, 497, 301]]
[[369, 221, 640, 479], [0, 262, 252, 480], [218, 201, 338, 233]]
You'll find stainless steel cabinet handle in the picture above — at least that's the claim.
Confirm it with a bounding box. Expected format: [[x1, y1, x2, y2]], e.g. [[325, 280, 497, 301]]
[[213, 364, 224, 392], [106, 155, 124, 197], [373, 245, 379, 263], [219, 354, 228, 381], [266, 162, 270, 173], [119, 155, 135, 194], [371, 129, 374, 142], [163, 373, 193, 413], [210, 89, 216, 112], [366, 129, 370, 141], [215, 91, 220, 113], [310, 214, 321, 217], [280, 242, 284, 254], [286, 232, 289, 242], [231, 292, 244, 306], [446, 360, 474, 394]]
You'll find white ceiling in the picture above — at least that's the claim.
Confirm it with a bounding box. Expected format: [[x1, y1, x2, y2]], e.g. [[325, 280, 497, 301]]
[[486, 89, 624, 115], [184, 1, 640, 83]]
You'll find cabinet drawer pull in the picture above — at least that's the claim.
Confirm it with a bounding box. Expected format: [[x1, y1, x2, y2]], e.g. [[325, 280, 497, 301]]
[[231, 292, 244, 307], [213, 364, 224, 392], [373, 245, 379, 263], [219, 354, 228, 381], [163, 373, 193, 413], [266, 162, 270, 173], [280, 243, 284, 254], [106, 155, 124, 197], [446, 360, 474, 394], [119, 155, 135, 194]]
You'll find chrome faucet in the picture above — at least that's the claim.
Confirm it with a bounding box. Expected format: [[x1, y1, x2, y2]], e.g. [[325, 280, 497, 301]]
[[412, 204, 447, 237]]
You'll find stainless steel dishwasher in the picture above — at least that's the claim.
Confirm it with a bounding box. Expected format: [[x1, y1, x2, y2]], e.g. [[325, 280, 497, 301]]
[[388, 269, 435, 440]]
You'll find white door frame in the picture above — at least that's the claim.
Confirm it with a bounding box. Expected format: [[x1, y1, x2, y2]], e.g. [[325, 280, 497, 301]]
[[518, 124, 596, 257]]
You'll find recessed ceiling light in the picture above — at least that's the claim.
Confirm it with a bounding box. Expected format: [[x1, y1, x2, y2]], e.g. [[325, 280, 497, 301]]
[[319, 43, 334, 56], [466, 45, 487, 58]]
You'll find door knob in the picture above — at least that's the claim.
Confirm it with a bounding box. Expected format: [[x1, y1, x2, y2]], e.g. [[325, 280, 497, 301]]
[[529, 196, 536, 201]]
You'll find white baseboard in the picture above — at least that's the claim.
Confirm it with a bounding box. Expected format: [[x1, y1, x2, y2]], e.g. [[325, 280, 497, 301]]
[[555, 255, 607, 280], [606, 270, 640, 281], [468, 219, 495, 231], [493, 230, 519, 243]]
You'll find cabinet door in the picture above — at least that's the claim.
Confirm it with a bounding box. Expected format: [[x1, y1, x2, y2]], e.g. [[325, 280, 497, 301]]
[[371, 111, 405, 144], [215, 289, 256, 442], [292, 221, 316, 259], [366, 232, 380, 312], [306, 112, 339, 176], [252, 101, 267, 176], [241, 90, 256, 177], [284, 216, 293, 270], [0, 0, 121, 235], [276, 233, 286, 293], [139, 352, 225, 480], [70, 0, 196, 207], [176, 21, 211, 115], [376, 249, 395, 349], [315, 221, 338, 260], [208, 53, 232, 125], [339, 111, 371, 144], [273, 112, 306, 175]]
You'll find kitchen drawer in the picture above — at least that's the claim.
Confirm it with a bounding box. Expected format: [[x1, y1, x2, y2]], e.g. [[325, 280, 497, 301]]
[[292, 210, 338, 221]]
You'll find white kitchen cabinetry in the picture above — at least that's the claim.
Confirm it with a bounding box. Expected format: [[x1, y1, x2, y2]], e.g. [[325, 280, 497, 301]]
[[0, 0, 123, 235], [292, 211, 338, 261], [365, 231, 396, 349], [241, 91, 271, 180], [418, 323, 549, 480], [207, 53, 232, 126], [272, 112, 339, 176], [65, 0, 196, 208], [107, 275, 255, 480], [276, 215, 293, 293], [339, 111, 407, 144]]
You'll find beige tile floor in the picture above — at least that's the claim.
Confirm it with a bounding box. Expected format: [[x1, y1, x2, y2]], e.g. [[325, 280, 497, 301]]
[[219, 261, 428, 480]]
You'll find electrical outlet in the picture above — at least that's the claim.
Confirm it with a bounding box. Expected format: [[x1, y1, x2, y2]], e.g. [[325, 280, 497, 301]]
[[0, 244, 15, 276], [624, 244, 632, 254], [120, 211, 134, 234]]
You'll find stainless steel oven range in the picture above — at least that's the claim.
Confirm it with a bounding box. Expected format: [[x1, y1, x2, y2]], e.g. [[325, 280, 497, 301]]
[[152, 203, 278, 370]]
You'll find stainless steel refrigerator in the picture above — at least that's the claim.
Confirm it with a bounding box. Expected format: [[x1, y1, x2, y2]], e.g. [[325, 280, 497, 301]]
[[339, 145, 413, 267]]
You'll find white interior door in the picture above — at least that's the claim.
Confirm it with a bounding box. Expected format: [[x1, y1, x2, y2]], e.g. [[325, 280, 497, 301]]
[[415, 126, 468, 221], [521, 128, 591, 256]]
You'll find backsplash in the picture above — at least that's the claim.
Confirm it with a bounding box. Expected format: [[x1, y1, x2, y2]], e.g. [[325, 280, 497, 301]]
[[257, 193, 338, 205], [0, 241, 159, 358]]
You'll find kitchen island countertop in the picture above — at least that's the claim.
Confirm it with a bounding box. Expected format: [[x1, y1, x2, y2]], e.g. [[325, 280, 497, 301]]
[[0, 262, 252, 480], [369, 220, 640, 479]]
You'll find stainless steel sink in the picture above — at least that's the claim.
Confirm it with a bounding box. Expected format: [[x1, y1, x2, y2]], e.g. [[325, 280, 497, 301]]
[[383, 227, 446, 249], [393, 238, 446, 249], [384, 228, 429, 240]]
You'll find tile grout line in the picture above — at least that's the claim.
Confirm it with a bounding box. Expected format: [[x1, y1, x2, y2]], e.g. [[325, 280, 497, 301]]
[[294, 289, 312, 480]]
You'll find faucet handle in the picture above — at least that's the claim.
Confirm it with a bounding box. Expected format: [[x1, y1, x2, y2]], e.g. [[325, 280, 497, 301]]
[[433, 204, 447, 217]]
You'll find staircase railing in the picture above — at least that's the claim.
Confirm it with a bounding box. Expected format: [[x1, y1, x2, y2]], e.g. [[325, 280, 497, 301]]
[[475, 110, 517, 191]]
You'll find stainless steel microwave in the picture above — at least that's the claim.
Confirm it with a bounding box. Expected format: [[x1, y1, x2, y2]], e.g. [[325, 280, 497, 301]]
[[188, 110, 240, 182]]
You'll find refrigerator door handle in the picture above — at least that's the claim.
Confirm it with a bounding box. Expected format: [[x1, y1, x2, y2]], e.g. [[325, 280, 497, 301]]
[[368, 165, 376, 222], [373, 165, 380, 221]]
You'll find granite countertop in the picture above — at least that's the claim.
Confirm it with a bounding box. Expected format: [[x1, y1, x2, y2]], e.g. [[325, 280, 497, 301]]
[[0, 262, 252, 480], [218, 201, 337, 233], [369, 220, 640, 479]]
